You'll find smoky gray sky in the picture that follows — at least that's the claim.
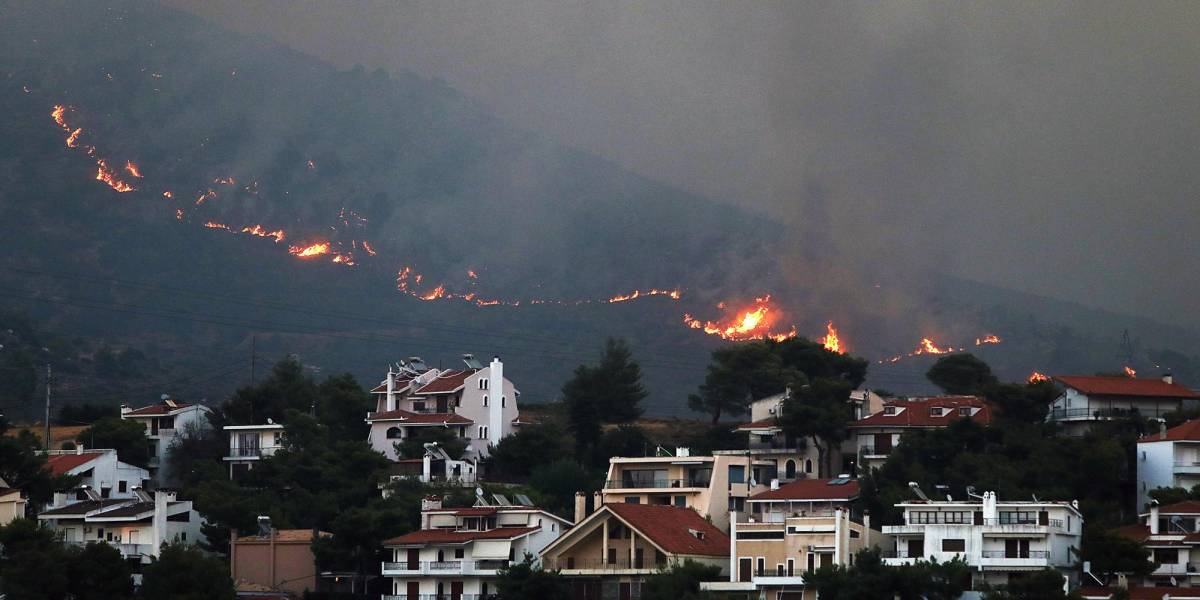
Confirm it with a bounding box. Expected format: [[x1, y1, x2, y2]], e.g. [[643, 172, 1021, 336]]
[[165, 1, 1200, 327]]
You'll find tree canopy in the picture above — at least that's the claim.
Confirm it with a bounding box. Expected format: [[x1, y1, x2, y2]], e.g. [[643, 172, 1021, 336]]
[[925, 353, 998, 395], [805, 548, 970, 600], [495, 554, 570, 600], [563, 338, 648, 454], [76, 416, 150, 467], [778, 378, 853, 477], [138, 542, 235, 600]]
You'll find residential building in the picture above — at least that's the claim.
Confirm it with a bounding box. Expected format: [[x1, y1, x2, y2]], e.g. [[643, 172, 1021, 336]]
[[0, 478, 27, 525], [381, 496, 571, 600], [602, 448, 773, 532], [747, 477, 862, 522], [1136, 419, 1200, 512], [702, 507, 887, 600], [723, 392, 823, 482], [881, 491, 1083, 590], [37, 489, 205, 563], [1110, 500, 1200, 587], [1048, 375, 1199, 436], [848, 396, 992, 473], [1079, 588, 1200, 600], [540, 503, 730, 600], [121, 398, 213, 484], [42, 447, 149, 504], [366, 355, 521, 462], [224, 422, 285, 479], [231, 522, 331, 597], [383, 443, 479, 490]]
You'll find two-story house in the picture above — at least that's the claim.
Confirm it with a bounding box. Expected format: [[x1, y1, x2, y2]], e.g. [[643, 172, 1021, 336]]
[[366, 355, 521, 462], [540, 502, 729, 600], [1111, 500, 1200, 587], [724, 392, 824, 483], [881, 491, 1082, 590], [120, 398, 213, 484], [1136, 419, 1200, 512], [381, 496, 571, 600], [702, 504, 888, 600], [1048, 375, 1199, 436], [848, 396, 992, 473], [223, 422, 285, 479], [602, 448, 774, 532], [747, 477, 862, 521], [42, 447, 149, 505], [38, 489, 205, 565]]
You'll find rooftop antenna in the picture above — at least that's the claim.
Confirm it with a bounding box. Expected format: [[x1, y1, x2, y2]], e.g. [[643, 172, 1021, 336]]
[[1032, 494, 1041, 503], [908, 482, 931, 502], [966, 486, 985, 501]]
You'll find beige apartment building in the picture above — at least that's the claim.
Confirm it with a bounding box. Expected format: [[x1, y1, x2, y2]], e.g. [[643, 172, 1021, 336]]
[[602, 448, 774, 532]]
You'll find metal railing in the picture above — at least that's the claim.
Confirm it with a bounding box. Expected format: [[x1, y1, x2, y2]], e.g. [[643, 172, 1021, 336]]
[[228, 445, 281, 457], [1047, 406, 1179, 421], [543, 557, 659, 571], [382, 560, 509, 573], [881, 550, 921, 558], [982, 518, 1063, 528], [981, 550, 1049, 559], [605, 478, 709, 489], [858, 446, 892, 457]]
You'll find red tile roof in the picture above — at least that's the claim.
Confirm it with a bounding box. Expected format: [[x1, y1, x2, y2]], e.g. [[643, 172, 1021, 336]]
[[1158, 500, 1200, 515], [1079, 587, 1200, 600], [736, 418, 780, 431], [1055, 376, 1200, 399], [1112, 524, 1150, 542], [849, 396, 992, 429], [43, 451, 106, 476], [1139, 419, 1200, 443], [123, 402, 194, 416], [749, 478, 860, 502], [605, 504, 729, 557], [413, 370, 476, 395], [38, 499, 129, 517], [371, 377, 415, 394], [367, 410, 473, 424], [383, 526, 539, 546]]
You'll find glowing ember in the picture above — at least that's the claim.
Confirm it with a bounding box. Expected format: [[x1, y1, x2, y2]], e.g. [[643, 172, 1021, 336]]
[[51, 105, 68, 128], [975, 334, 1001, 345], [241, 225, 286, 243], [608, 289, 683, 303], [682, 296, 797, 342], [203, 221, 231, 231], [306, 159, 316, 170], [467, 270, 478, 279], [1124, 366, 1137, 378], [214, 176, 235, 186], [163, 190, 174, 199], [124, 160, 142, 178], [821, 321, 843, 353], [361, 241, 377, 256], [195, 189, 216, 205], [917, 338, 952, 355], [420, 285, 447, 301], [289, 242, 331, 258], [175, 208, 184, 220], [1028, 371, 1050, 383], [66, 128, 82, 148], [95, 159, 135, 192], [332, 253, 356, 266]]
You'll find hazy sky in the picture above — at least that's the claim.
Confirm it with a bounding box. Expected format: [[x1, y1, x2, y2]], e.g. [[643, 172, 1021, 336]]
[[166, 1, 1200, 327]]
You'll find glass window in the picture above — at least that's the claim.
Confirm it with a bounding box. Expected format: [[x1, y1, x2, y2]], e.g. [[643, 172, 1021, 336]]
[[729, 465, 745, 484], [942, 539, 965, 552]]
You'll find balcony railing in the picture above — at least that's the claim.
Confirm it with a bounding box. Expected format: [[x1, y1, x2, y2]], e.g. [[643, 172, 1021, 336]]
[[382, 560, 509, 574], [543, 557, 661, 571], [982, 518, 1063, 529], [1048, 406, 1180, 421], [980, 550, 1049, 559], [227, 445, 281, 458], [605, 478, 710, 489], [881, 551, 920, 558], [858, 446, 892, 457]]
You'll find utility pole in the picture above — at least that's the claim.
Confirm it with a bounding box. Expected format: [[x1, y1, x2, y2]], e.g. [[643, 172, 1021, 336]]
[[44, 364, 51, 450]]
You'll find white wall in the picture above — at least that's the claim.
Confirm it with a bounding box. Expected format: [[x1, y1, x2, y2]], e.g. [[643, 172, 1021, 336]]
[[1138, 441, 1177, 512]]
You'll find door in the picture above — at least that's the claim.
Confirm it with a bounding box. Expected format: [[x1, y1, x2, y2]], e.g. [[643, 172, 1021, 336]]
[[634, 548, 644, 569], [874, 433, 892, 453], [437, 396, 448, 412], [450, 581, 463, 600], [739, 558, 752, 582], [785, 460, 796, 479], [820, 553, 833, 568], [406, 548, 419, 570], [406, 582, 419, 599], [1039, 511, 1050, 526], [907, 539, 924, 558], [619, 583, 632, 600], [1004, 539, 1030, 559]]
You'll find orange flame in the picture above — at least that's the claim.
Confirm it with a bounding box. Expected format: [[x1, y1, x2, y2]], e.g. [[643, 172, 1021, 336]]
[[163, 190, 174, 199], [213, 176, 235, 186], [95, 159, 135, 192], [289, 242, 331, 258], [975, 334, 1001, 345], [1028, 371, 1050, 383], [821, 321, 843, 353], [682, 296, 797, 342], [1124, 366, 1137, 378], [124, 160, 142, 178], [51, 105, 68, 129], [608, 288, 683, 303], [195, 189, 216, 205], [175, 208, 184, 220], [332, 253, 356, 266], [204, 221, 231, 231], [420, 285, 446, 301], [66, 128, 82, 148], [241, 225, 286, 243]]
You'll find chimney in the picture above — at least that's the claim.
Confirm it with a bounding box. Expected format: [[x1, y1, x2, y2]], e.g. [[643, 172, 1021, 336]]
[[386, 368, 396, 412], [863, 510, 871, 548], [488, 356, 504, 448], [769, 479, 780, 491], [1161, 420, 1169, 440], [1163, 373, 1175, 385], [1151, 503, 1161, 534], [574, 492, 587, 523], [152, 490, 172, 556], [120, 404, 131, 416], [675, 447, 690, 458], [982, 491, 998, 522], [76, 444, 83, 455], [593, 491, 603, 512]]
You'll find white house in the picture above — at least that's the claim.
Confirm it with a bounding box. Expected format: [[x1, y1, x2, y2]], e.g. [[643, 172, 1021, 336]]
[[882, 491, 1082, 590], [1136, 419, 1200, 512], [121, 398, 213, 484], [1048, 375, 1199, 436], [38, 489, 205, 564], [722, 392, 823, 482], [366, 355, 521, 462], [381, 495, 571, 600], [223, 422, 285, 480], [848, 396, 992, 474], [1110, 500, 1200, 587], [42, 448, 149, 505]]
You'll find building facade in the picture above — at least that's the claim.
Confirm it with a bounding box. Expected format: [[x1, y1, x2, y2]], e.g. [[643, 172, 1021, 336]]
[[1111, 500, 1200, 587], [42, 448, 149, 504], [724, 392, 823, 483], [121, 399, 213, 484], [38, 490, 204, 563], [381, 497, 570, 600], [231, 526, 331, 597], [224, 422, 285, 479], [1136, 419, 1200, 512], [881, 491, 1082, 590], [1048, 375, 1199, 436], [848, 396, 992, 473]]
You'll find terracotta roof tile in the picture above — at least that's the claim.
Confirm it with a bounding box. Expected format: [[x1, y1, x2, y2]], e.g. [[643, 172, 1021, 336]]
[[383, 526, 539, 545], [1139, 419, 1200, 443], [1112, 524, 1150, 542], [735, 418, 780, 431], [367, 410, 473, 424], [1158, 500, 1200, 515], [1055, 376, 1199, 399], [413, 370, 476, 395], [43, 451, 106, 476], [605, 504, 729, 557], [123, 402, 195, 416], [849, 396, 992, 429], [749, 478, 860, 502]]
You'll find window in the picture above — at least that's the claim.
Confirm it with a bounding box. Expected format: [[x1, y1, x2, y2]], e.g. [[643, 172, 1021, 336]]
[[455, 548, 464, 559], [501, 396, 506, 408], [728, 497, 745, 511], [930, 407, 943, 417], [96, 528, 104, 539], [912, 511, 972, 524], [804, 459, 813, 474], [958, 407, 972, 417], [674, 496, 686, 507], [999, 511, 1036, 525], [386, 427, 403, 439], [181, 532, 186, 541], [1154, 548, 1178, 565], [729, 465, 745, 484], [625, 497, 641, 504], [273, 431, 282, 445], [942, 539, 966, 552], [850, 529, 860, 538], [118, 481, 127, 494], [483, 395, 489, 407], [413, 401, 426, 412], [756, 558, 765, 576], [884, 405, 898, 415], [736, 530, 785, 540]]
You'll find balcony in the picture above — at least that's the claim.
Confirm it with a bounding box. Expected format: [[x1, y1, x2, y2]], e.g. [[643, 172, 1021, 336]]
[[858, 446, 892, 458], [147, 428, 175, 439], [542, 557, 662, 572], [65, 540, 153, 557], [1153, 562, 1190, 575], [1175, 460, 1200, 475], [979, 550, 1051, 568], [1048, 406, 1179, 422], [224, 445, 282, 460], [604, 478, 709, 490], [381, 560, 510, 576]]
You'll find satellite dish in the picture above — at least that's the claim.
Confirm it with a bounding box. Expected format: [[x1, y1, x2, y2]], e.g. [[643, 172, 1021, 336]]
[[749, 478, 758, 487], [475, 487, 485, 497], [161, 393, 169, 400]]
